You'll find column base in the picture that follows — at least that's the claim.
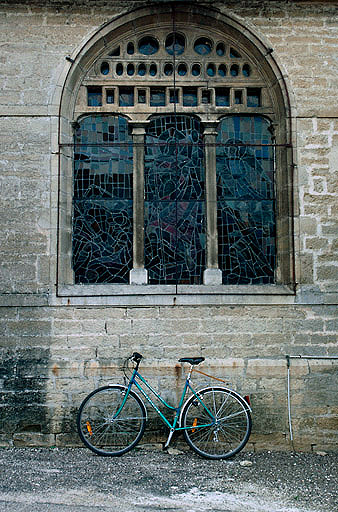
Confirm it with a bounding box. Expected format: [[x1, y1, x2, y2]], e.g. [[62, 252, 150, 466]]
[[203, 268, 222, 285], [130, 268, 148, 285]]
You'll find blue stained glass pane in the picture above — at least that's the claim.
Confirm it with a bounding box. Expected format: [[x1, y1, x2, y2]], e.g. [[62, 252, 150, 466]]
[[178, 64, 187, 76], [242, 64, 251, 77], [230, 47, 241, 58], [100, 62, 110, 75], [217, 200, 275, 284], [216, 43, 225, 56], [119, 87, 134, 106], [192, 64, 200, 76], [215, 87, 230, 106], [218, 64, 227, 77], [145, 116, 205, 284], [164, 63, 173, 76], [247, 88, 261, 107], [145, 116, 205, 201], [73, 199, 132, 284], [230, 65, 239, 77], [116, 63, 123, 76], [170, 89, 179, 103], [145, 201, 205, 284], [216, 115, 275, 284], [73, 115, 133, 284], [165, 33, 185, 55], [127, 63, 135, 76], [127, 42, 134, 55], [207, 63, 215, 77], [149, 64, 157, 76], [150, 88, 165, 106], [138, 36, 159, 55], [138, 63, 146, 76], [87, 87, 102, 106], [194, 37, 212, 55], [183, 88, 197, 106]]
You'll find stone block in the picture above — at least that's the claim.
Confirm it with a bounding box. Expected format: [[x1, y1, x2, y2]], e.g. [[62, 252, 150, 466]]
[[325, 319, 338, 332], [55, 433, 83, 447], [246, 359, 287, 378], [317, 265, 338, 281], [250, 433, 289, 452], [13, 433, 55, 447]]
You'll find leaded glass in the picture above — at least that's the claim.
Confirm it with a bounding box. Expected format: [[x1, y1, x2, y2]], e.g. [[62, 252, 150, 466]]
[[165, 33, 185, 56], [216, 115, 275, 284], [194, 37, 212, 55], [73, 115, 133, 283], [138, 36, 159, 55], [145, 115, 205, 284], [73, 200, 132, 284]]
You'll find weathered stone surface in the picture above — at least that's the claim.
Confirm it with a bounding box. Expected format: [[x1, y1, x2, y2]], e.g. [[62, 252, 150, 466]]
[[0, 0, 337, 452]]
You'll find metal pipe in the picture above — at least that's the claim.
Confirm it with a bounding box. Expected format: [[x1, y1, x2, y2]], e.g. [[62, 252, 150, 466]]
[[286, 356, 293, 443], [286, 355, 338, 447], [287, 355, 338, 360]]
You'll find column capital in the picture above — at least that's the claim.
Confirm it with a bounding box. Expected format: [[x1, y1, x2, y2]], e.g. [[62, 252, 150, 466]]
[[200, 119, 219, 134], [130, 124, 147, 136]]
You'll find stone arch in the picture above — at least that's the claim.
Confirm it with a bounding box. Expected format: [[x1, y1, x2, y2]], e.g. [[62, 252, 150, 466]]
[[55, 2, 295, 292]]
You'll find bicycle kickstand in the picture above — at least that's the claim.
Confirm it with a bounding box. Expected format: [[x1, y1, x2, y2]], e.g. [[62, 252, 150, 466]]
[[164, 428, 175, 449]]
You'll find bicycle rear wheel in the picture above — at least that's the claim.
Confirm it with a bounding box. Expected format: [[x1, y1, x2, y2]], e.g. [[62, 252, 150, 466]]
[[77, 385, 146, 456], [181, 386, 251, 459]]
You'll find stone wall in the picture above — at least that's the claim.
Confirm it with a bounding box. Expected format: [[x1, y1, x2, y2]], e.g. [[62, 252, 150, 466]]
[[0, 0, 337, 451]]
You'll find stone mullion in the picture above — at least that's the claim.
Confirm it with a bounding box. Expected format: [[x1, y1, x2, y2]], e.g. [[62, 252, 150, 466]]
[[203, 124, 222, 285], [130, 125, 148, 285]]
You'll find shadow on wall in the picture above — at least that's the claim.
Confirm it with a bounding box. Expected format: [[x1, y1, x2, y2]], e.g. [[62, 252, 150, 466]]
[[0, 347, 50, 445]]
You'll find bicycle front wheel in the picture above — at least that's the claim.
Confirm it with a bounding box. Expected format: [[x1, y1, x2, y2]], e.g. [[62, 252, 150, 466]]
[[77, 385, 146, 456], [181, 386, 251, 460]]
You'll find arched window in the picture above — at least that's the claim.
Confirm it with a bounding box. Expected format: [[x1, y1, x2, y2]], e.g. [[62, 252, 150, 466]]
[[57, 4, 293, 299]]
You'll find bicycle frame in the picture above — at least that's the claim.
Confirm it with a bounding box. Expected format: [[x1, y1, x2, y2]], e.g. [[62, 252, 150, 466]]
[[115, 365, 216, 437]]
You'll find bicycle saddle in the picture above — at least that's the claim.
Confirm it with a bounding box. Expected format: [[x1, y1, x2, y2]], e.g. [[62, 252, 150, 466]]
[[179, 357, 205, 365]]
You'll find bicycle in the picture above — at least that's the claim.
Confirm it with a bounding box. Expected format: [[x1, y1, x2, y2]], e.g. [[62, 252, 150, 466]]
[[77, 352, 252, 460]]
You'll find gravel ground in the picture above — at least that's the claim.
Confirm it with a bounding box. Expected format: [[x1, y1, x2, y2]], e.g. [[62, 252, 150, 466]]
[[0, 447, 337, 511]]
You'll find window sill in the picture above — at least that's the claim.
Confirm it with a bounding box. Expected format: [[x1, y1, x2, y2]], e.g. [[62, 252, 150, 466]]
[[56, 284, 295, 306]]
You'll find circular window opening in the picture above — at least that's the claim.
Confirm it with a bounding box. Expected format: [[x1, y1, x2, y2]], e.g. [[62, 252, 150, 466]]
[[230, 64, 239, 77], [116, 63, 123, 76], [127, 42, 135, 55], [138, 63, 146, 76], [127, 63, 135, 76], [164, 63, 174, 76], [165, 32, 185, 55], [218, 64, 227, 77], [191, 64, 201, 76], [216, 43, 225, 56], [100, 61, 110, 75], [242, 64, 251, 77], [149, 63, 157, 76], [177, 63, 187, 76], [138, 36, 159, 55], [194, 37, 213, 55], [206, 63, 215, 77]]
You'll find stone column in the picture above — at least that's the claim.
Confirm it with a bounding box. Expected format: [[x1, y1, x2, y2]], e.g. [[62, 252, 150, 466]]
[[129, 124, 148, 285], [203, 123, 222, 285]]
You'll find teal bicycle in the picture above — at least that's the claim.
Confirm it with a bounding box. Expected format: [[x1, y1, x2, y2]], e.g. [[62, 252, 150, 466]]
[[77, 352, 252, 460]]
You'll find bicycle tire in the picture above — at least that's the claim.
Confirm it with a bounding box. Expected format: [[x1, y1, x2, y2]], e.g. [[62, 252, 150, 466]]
[[77, 385, 147, 456], [181, 386, 252, 460]]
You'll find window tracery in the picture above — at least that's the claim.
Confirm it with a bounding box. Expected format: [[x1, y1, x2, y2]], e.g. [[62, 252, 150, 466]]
[[57, 5, 293, 295]]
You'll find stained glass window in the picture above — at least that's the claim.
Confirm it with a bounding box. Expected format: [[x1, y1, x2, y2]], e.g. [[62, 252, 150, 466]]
[[144, 116, 205, 284], [216, 115, 275, 284], [67, 20, 285, 289], [72, 115, 133, 283]]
